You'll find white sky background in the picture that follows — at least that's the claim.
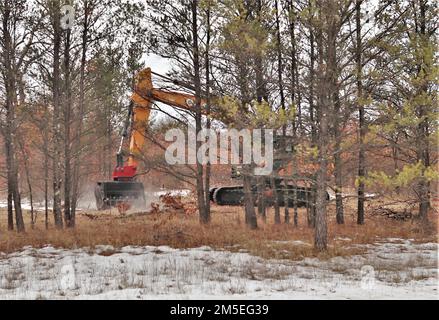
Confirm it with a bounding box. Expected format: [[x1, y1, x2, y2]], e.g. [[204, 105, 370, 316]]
[[140, 53, 177, 123], [142, 53, 170, 76]]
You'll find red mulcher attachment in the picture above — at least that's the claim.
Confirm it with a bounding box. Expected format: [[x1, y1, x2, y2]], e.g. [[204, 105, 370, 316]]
[[95, 180, 145, 211]]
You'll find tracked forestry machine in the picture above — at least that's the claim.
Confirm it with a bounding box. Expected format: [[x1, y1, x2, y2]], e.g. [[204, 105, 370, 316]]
[[95, 68, 318, 212]]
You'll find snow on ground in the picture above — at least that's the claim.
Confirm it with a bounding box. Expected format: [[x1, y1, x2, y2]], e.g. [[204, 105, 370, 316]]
[[0, 189, 192, 212], [153, 189, 191, 198], [0, 199, 87, 212], [0, 240, 437, 300], [0, 200, 49, 212], [327, 191, 377, 201]]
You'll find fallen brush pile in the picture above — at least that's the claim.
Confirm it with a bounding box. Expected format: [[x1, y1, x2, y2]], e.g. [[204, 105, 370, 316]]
[[372, 207, 414, 221], [150, 193, 197, 215]]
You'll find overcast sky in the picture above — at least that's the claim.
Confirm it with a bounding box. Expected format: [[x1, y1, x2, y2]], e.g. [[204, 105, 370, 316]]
[[142, 53, 170, 76], [141, 53, 182, 123]]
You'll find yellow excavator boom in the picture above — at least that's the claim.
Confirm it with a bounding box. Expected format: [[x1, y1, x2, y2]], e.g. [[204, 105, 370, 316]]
[[127, 68, 206, 167]]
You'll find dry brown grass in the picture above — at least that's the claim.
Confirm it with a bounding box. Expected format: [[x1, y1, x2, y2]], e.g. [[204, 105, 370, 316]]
[[0, 200, 437, 260]]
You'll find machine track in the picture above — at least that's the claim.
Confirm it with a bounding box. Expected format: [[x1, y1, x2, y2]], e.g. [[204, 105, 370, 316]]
[[210, 185, 322, 207]]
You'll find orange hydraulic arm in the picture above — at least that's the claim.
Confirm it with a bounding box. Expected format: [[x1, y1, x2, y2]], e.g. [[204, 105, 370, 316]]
[[113, 68, 206, 181]]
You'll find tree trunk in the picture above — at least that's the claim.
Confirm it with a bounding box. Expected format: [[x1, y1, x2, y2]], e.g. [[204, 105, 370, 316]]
[[254, 0, 268, 220], [257, 178, 267, 220], [2, 1, 25, 233], [284, 185, 290, 224], [5, 140, 14, 231], [334, 133, 344, 224], [308, 1, 317, 229], [44, 124, 49, 230], [191, 0, 209, 224], [106, 117, 112, 179], [19, 140, 35, 228], [308, 1, 317, 144], [7, 191, 13, 231], [330, 25, 344, 225], [305, 182, 310, 225], [5, 134, 25, 233], [315, 153, 328, 251], [416, 0, 430, 223], [272, 189, 279, 225], [272, 179, 281, 225], [63, 28, 73, 228], [51, 0, 63, 229], [276, 0, 290, 224], [315, 134, 328, 250], [243, 167, 258, 229], [71, 0, 91, 227], [293, 184, 298, 227], [203, 4, 212, 223], [11, 173, 25, 233], [356, 0, 365, 226], [314, 1, 329, 251]]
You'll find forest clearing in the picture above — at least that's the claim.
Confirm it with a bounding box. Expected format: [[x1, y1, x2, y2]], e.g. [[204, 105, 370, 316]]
[[0, 195, 437, 255]]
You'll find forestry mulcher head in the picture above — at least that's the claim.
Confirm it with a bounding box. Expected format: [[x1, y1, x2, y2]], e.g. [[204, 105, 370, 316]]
[[95, 181, 145, 212]]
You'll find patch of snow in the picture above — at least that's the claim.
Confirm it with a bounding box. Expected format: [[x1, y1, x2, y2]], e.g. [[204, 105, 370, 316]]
[[0, 199, 85, 213], [0, 240, 437, 300], [271, 240, 312, 247], [153, 189, 191, 197], [335, 237, 352, 242], [327, 192, 376, 201]]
